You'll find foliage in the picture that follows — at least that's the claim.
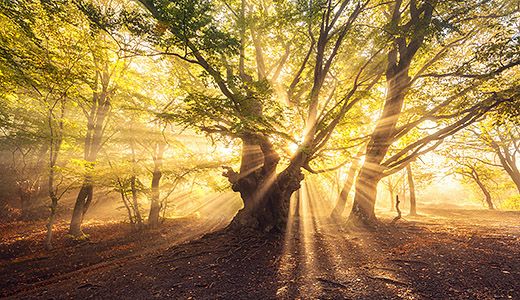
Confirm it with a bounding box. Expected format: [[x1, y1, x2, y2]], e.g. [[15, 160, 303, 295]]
[[501, 195, 520, 211]]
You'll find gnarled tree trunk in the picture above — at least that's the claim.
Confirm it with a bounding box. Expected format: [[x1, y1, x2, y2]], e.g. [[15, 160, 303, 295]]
[[225, 134, 303, 232]]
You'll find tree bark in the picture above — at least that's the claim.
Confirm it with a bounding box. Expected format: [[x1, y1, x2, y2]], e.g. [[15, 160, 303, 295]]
[[470, 170, 494, 210], [406, 164, 417, 215], [45, 194, 58, 250], [148, 142, 165, 228], [69, 182, 93, 236], [226, 134, 303, 232], [130, 175, 143, 228], [389, 188, 395, 212], [330, 147, 364, 219], [348, 165, 379, 226], [348, 71, 408, 226]]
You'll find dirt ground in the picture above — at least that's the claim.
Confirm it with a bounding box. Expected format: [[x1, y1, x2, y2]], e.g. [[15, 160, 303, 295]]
[[1, 208, 519, 299]]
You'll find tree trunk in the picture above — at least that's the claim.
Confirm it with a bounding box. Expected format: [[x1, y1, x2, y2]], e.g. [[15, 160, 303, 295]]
[[148, 169, 162, 228], [471, 171, 494, 210], [348, 165, 379, 226], [130, 175, 143, 228], [69, 181, 93, 236], [347, 55, 410, 225], [330, 147, 364, 219], [18, 186, 31, 219], [45, 194, 58, 250], [389, 188, 395, 212], [406, 164, 417, 216], [347, 0, 434, 227], [69, 69, 111, 236], [226, 135, 303, 232], [148, 142, 165, 228]]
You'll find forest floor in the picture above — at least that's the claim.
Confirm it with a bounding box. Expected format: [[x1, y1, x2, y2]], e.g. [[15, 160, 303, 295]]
[[1, 208, 519, 299]]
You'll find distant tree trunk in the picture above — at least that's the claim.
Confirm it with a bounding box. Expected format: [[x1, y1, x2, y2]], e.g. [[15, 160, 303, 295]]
[[470, 170, 494, 210], [130, 174, 143, 227], [148, 142, 165, 228], [45, 102, 64, 250], [18, 187, 31, 219], [406, 164, 417, 216], [390, 195, 401, 225], [389, 188, 395, 212], [45, 193, 58, 250], [330, 147, 364, 219]]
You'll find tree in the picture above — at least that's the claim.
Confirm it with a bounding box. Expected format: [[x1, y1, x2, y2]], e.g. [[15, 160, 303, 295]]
[[69, 35, 129, 236], [123, 0, 383, 231], [478, 122, 520, 194], [382, 171, 405, 212], [0, 0, 91, 247], [406, 163, 417, 215], [348, 0, 520, 225]]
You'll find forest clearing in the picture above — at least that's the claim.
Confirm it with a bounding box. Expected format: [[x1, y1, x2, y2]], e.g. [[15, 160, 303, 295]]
[[1, 0, 520, 299], [1, 208, 520, 299]]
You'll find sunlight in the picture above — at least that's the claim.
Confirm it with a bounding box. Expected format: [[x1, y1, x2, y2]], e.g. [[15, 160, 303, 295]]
[[288, 142, 299, 155], [2, 0, 519, 299]]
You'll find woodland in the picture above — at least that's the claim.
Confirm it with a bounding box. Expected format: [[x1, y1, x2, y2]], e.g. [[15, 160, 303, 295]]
[[1, 0, 520, 299]]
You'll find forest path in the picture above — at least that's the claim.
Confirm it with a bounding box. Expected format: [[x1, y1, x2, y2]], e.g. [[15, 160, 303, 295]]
[[3, 208, 520, 299]]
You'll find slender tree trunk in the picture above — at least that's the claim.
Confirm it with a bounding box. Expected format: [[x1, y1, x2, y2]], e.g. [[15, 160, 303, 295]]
[[45, 194, 58, 250], [45, 102, 64, 249], [46, 155, 57, 250], [406, 164, 417, 216], [148, 170, 162, 227], [471, 171, 494, 210], [389, 188, 395, 212], [148, 142, 165, 228], [18, 187, 31, 219], [131, 175, 143, 228]]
